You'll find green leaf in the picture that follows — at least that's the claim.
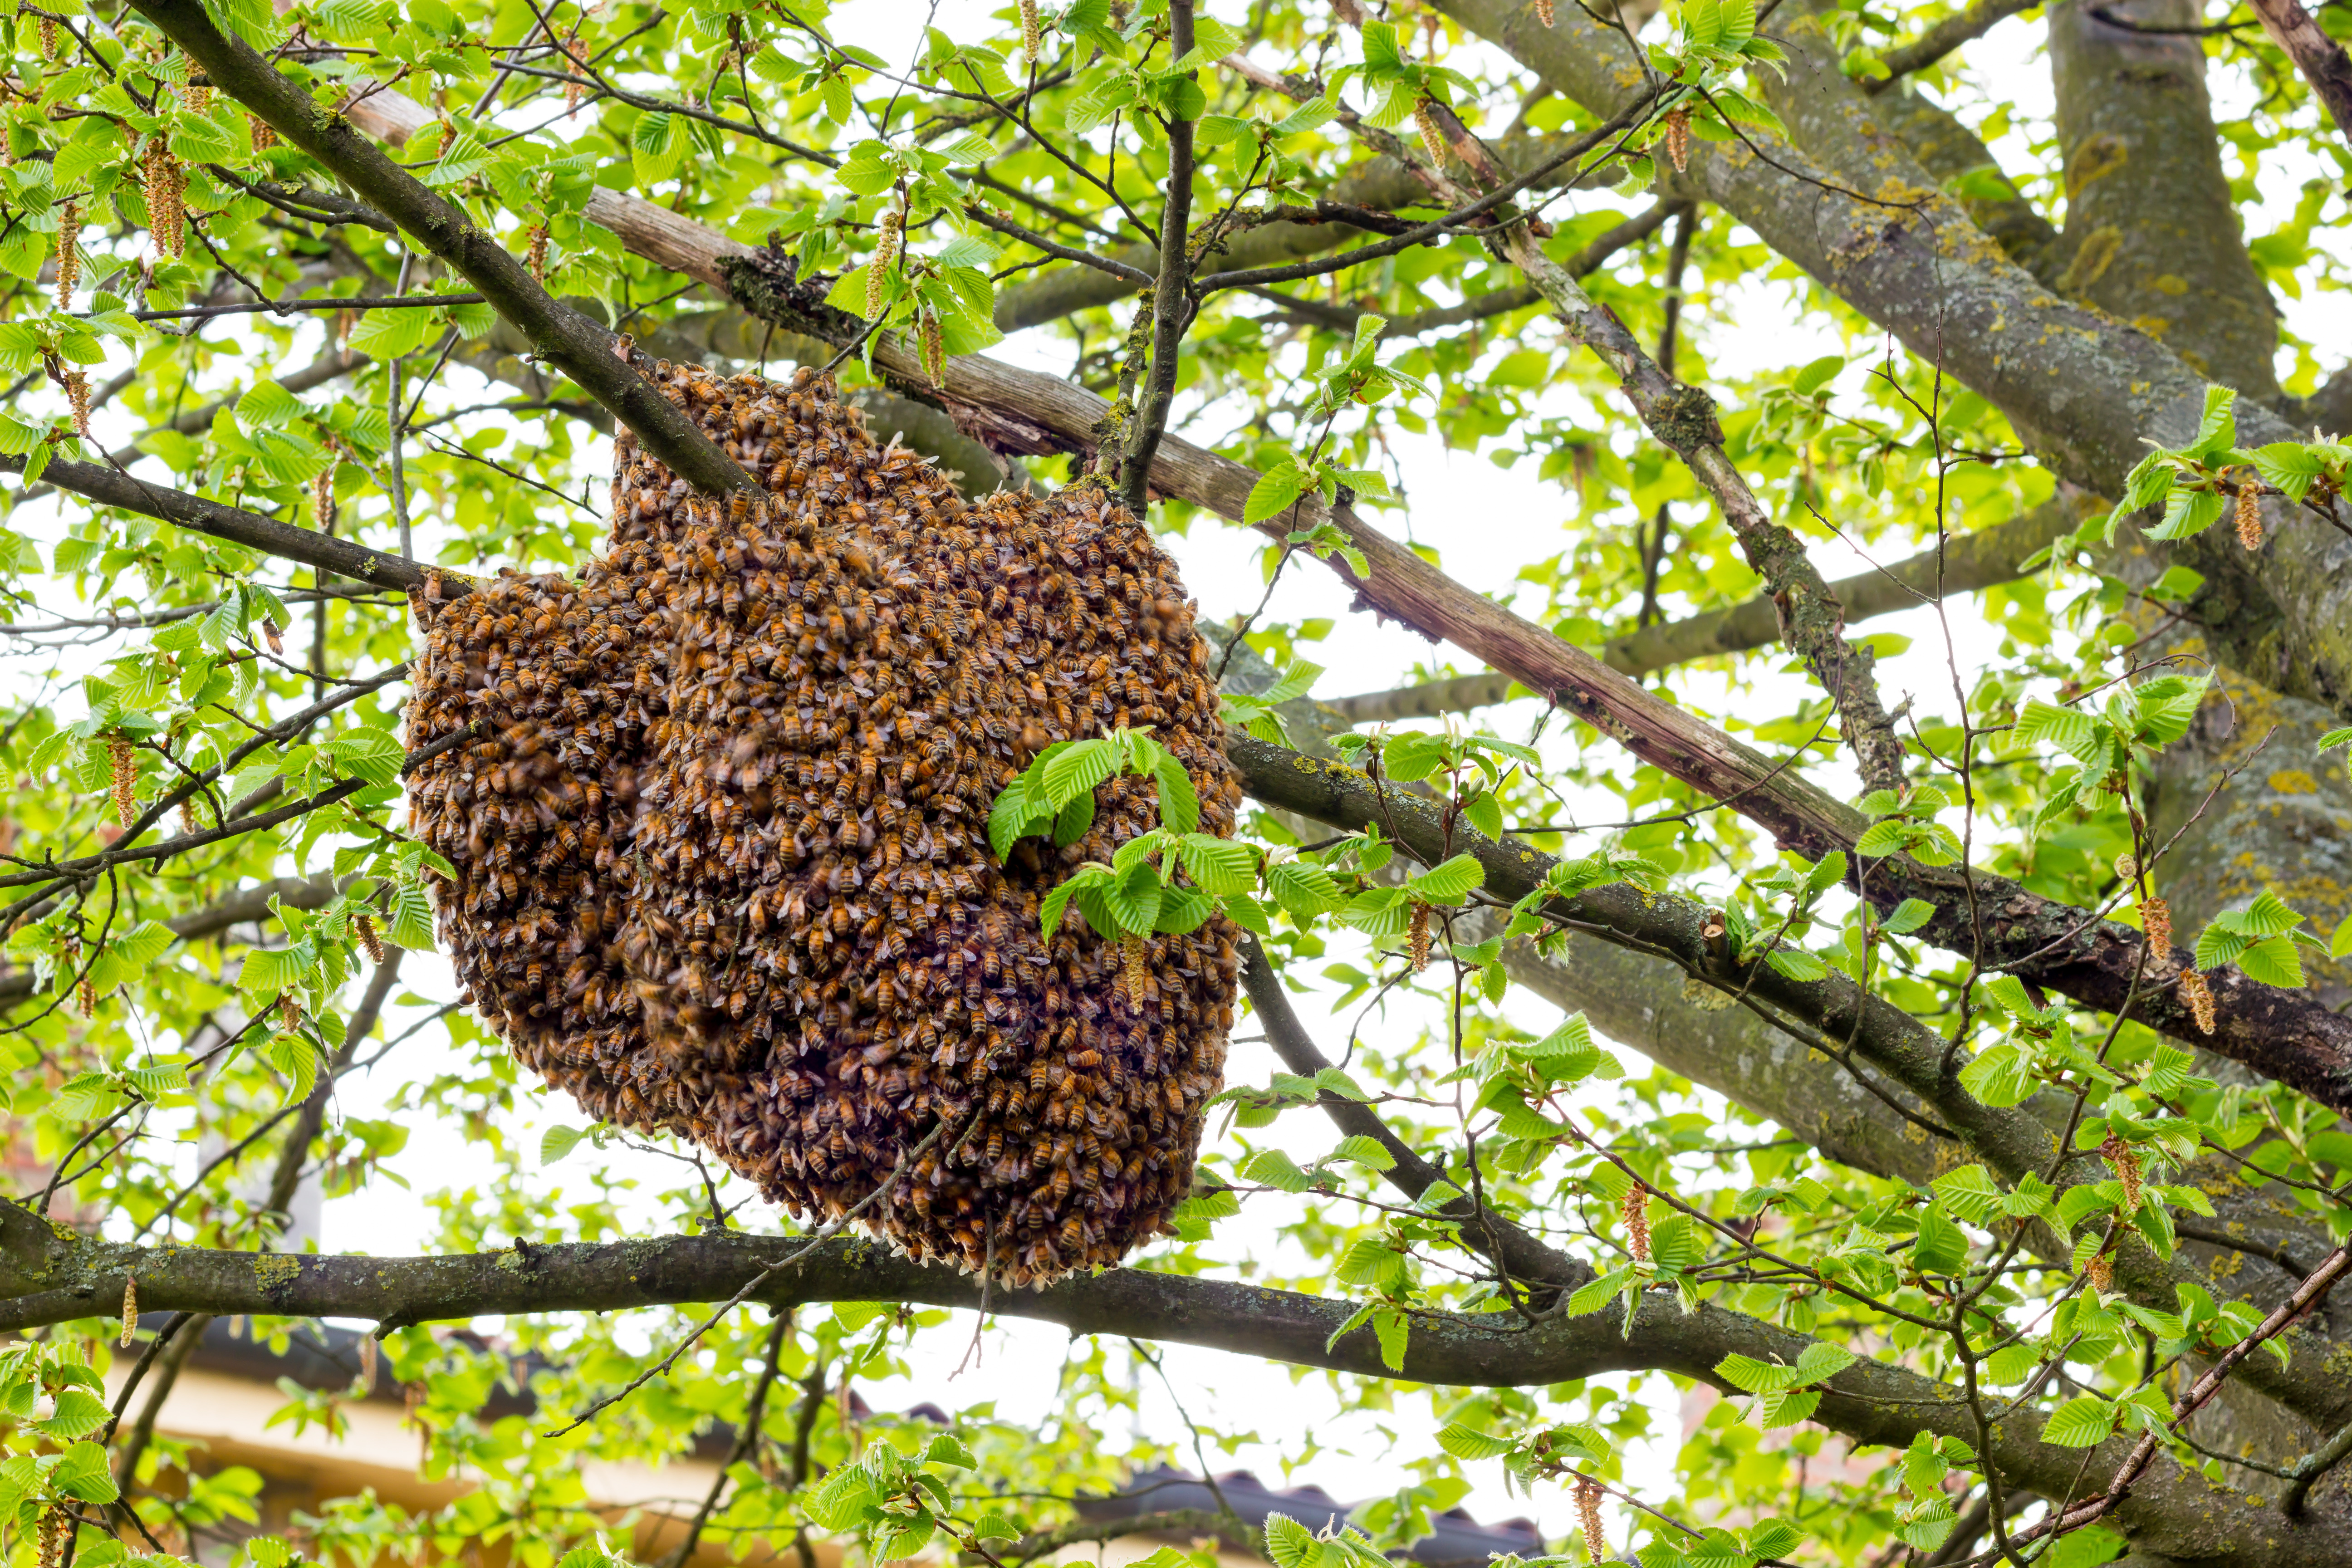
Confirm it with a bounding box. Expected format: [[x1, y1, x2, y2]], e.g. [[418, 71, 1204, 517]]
[[2041, 1394, 2117, 1448], [1435, 1422, 1514, 1460], [52, 1441, 119, 1503], [1404, 852, 1484, 904], [1042, 738, 1117, 806], [540, 1125, 587, 1166], [1244, 463, 1310, 524], [1880, 898, 1936, 935], [324, 727, 404, 786], [1912, 1204, 1968, 1275], [1153, 754, 1201, 834]]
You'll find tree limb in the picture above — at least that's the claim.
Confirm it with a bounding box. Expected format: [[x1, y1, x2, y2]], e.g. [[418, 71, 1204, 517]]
[[125, 0, 756, 500]]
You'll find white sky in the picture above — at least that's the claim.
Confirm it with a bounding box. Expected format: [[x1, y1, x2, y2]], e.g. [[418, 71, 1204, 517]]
[[12, 0, 2351, 1553]]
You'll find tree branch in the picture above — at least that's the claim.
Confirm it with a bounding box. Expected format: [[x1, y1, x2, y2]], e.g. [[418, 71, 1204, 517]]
[[2245, 0, 2352, 146], [2, 1205, 2343, 1565], [126, 0, 757, 499]]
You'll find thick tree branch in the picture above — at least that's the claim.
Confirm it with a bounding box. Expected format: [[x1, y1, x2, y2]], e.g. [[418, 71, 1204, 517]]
[[1, 1205, 2342, 1565], [1864, 0, 2044, 88], [1431, 0, 2352, 726], [1327, 493, 2087, 720], [126, 0, 756, 500], [2246, 0, 2352, 145]]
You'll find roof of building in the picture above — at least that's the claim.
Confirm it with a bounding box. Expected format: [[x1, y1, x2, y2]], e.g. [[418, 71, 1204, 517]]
[[153, 1319, 1548, 1563], [1075, 1464, 1543, 1567]]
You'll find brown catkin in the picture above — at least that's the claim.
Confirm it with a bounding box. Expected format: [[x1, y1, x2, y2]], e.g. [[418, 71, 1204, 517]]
[[313, 461, 337, 529], [261, 616, 284, 655], [64, 369, 90, 439], [1535, 0, 1556, 24], [77, 975, 95, 1017], [2099, 1132, 2144, 1209], [2141, 895, 2171, 957], [1662, 107, 1691, 174], [2179, 967, 2215, 1035], [121, 1275, 137, 1346], [866, 210, 902, 319], [921, 312, 946, 389], [37, 16, 58, 59], [526, 223, 550, 281], [107, 736, 136, 826], [38, 1509, 67, 1568], [2085, 1252, 2113, 1292], [278, 994, 301, 1034], [144, 135, 185, 258], [1412, 98, 1447, 167], [1121, 932, 1151, 1005], [359, 1333, 378, 1389], [1622, 1182, 1651, 1262], [183, 81, 211, 113], [2236, 478, 2263, 551], [356, 913, 385, 964], [1574, 1478, 1607, 1563], [1019, 0, 1041, 60], [1407, 902, 1431, 971], [248, 112, 276, 152], [53, 198, 80, 309]]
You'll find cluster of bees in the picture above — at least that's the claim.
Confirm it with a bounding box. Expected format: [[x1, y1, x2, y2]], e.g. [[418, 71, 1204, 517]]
[[405, 364, 1242, 1283]]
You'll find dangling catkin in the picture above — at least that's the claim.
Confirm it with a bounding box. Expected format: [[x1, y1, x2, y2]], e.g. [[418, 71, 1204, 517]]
[[53, 199, 79, 309], [1412, 98, 1448, 167], [356, 913, 385, 964], [1019, 0, 1041, 61], [866, 209, 902, 319], [1622, 1182, 1651, 1261], [183, 81, 211, 113], [248, 112, 276, 152], [144, 135, 185, 258], [107, 736, 136, 826], [359, 1333, 378, 1390], [64, 369, 89, 439], [2084, 1252, 2112, 1292], [121, 1275, 138, 1346], [1662, 107, 1691, 174], [2098, 1132, 2144, 1208], [1535, 0, 1556, 24], [921, 312, 946, 388], [1573, 1478, 1606, 1563], [1407, 902, 1431, 971], [2235, 478, 2262, 551], [1121, 932, 1151, 1005], [526, 222, 550, 282], [2179, 968, 2215, 1034], [313, 461, 336, 529], [37, 1509, 67, 1568], [2140, 895, 2171, 957]]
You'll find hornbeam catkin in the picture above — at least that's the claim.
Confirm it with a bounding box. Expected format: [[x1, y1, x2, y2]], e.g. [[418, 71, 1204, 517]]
[[121, 1276, 137, 1346], [1536, 0, 1556, 23], [1407, 902, 1431, 971], [2179, 968, 2215, 1034], [144, 135, 185, 258], [866, 210, 902, 318], [1574, 1479, 1606, 1563], [107, 736, 136, 825], [921, 312, 946, 388], [356, 913, 385, 964], [527, 223, 550, 282], [1412, 99, 1447, 167], [64, 369, 89, 439], [54, 199, 79, 309], [1622, 1182, 1651, 1261], [2236, 479, 2263, 551], [1662, 108, 1691, 174], [2141, 895, 2171, 956], [1020, 0, 1041, 60], [2098, 1132, 2144, 1209]]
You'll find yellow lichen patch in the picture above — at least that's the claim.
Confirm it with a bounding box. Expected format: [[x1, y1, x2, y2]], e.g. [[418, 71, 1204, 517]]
[[2153, 274, 2190, 296], [2067, 132, 2129, 194], [254, 1253, 302, 1288], [2266, 769, 2318, 795], [2057, 226, 2122, 294], [2133, 315, 2173, 339]]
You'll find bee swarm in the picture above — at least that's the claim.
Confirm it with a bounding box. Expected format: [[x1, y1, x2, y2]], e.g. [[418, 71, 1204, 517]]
[[405, 364, 1241, 1284]]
